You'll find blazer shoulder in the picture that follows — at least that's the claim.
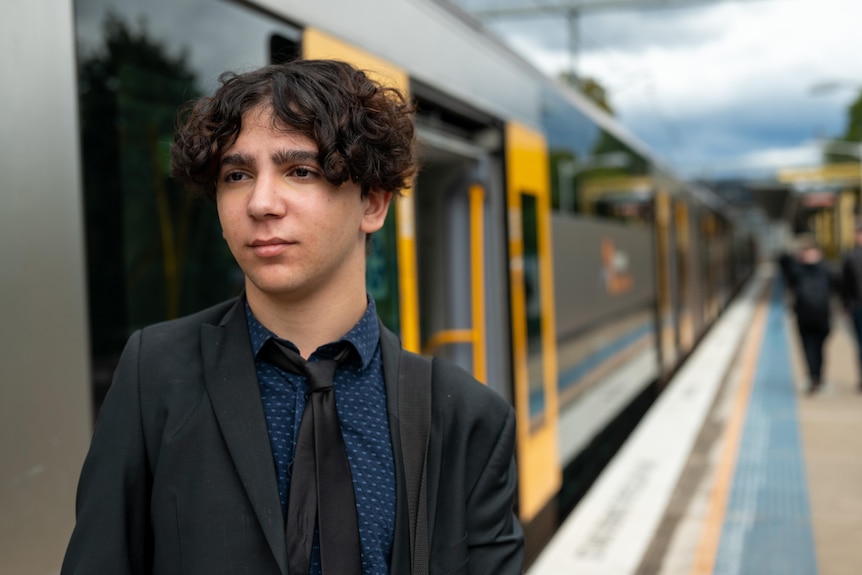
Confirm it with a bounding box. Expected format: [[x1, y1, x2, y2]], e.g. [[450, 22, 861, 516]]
[[137, 297, 239, 345], [123, 297, 242, 386], [115, 298, 243, 439], [430, 356, 512, 421]]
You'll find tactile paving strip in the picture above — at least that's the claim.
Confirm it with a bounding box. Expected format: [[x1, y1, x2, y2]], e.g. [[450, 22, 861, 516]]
[[714, 279, 817, 575]]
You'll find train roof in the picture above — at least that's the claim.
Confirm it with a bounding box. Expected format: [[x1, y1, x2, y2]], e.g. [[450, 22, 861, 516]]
[[253, 0, 666, 167]]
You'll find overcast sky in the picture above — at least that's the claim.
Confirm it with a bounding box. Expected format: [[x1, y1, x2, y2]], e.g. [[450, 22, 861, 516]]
[[451, 0, 862, 180]]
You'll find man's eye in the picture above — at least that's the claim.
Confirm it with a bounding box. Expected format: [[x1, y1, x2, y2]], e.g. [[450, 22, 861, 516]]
[[294, 167, 311, 178], [225, 172, 247, 182]]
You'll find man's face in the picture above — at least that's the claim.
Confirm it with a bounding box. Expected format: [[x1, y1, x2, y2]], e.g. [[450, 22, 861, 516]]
[[216, 105, 391, 305], [800, 246, 821, 263]]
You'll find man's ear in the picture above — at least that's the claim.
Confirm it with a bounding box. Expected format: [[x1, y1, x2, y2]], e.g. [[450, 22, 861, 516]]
[[360, 189, 394, 234]]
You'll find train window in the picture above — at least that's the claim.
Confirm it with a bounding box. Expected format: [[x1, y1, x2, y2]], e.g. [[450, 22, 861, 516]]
[[366, 211, 400, 336], [541, 87, 651, 224], [270, 33, 300, 65], [75, 0, 301, 413], [521, 193, 546, 421]]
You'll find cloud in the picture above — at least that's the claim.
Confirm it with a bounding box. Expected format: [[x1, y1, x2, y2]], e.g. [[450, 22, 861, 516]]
[[674, 141, 824, 179], [459, 0, 862, 179]]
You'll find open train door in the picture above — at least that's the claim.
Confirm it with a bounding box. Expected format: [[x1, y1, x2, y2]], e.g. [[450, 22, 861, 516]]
[[408, 81, 514, 404]]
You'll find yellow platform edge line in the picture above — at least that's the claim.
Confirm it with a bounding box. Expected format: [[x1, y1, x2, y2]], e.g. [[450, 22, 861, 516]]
[[690, 279, 774, 575]]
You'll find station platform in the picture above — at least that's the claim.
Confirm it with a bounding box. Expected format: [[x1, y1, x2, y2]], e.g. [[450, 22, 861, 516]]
[[528, 265, 862, 575]]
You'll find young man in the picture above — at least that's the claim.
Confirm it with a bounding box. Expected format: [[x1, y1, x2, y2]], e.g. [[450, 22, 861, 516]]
[[842, 224, 862, 391], [62, 59, 523, 575]]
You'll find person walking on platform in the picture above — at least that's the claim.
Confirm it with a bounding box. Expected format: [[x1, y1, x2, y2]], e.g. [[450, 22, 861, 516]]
[[841, 223, 862, 391], [791, 236, 838, 394], [61, 59, 524, 575]]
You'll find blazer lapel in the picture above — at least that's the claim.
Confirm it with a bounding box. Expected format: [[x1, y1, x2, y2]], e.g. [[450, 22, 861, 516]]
[[201, 298, 287, 575], [379, 324, 412, 574]]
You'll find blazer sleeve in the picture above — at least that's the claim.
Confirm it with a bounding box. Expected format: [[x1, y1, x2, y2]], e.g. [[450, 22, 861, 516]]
[[61, 330, 153, 575], [465, 406, 524, 575]]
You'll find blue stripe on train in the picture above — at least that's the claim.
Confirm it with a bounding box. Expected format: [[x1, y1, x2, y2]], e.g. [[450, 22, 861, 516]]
[[528, 321, 654, 418]]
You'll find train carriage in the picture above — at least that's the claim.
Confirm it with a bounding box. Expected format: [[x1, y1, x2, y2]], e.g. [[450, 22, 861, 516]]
[[1, 0, 753, 571]]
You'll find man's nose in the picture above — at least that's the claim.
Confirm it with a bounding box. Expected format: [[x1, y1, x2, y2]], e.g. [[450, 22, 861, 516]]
[[247, 173, 286, 219]]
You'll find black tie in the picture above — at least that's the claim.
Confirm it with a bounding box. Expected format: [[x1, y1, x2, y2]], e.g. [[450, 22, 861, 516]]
[[262, 340, 363, 575]]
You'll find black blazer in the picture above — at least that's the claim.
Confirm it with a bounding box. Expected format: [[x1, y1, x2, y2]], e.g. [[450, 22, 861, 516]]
[[62, 297, 524, 574]]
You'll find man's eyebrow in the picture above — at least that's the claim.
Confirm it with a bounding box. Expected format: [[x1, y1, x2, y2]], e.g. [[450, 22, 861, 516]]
[[272, 149, 320, 166], [219, 152, 255, 169]]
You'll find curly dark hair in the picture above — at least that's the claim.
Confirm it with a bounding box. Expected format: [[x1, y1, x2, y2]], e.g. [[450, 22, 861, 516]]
[[171, 59, 416, 200]]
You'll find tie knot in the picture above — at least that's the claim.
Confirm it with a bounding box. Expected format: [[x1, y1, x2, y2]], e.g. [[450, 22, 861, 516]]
[[262, 340, 351, 393], [304, 357, 338, 393]]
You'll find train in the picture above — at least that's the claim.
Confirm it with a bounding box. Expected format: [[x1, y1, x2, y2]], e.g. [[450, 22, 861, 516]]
[[1, 0, 755, 571]]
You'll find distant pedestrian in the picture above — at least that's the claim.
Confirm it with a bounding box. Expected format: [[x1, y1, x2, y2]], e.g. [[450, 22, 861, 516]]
[[841, 223, 862, 391], [790, 236, 838, 394]]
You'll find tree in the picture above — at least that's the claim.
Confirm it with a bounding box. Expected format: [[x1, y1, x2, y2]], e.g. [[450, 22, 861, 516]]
[[558, 71, 614, 116], [824, 91, 862, 164], [843, 91, 862, 143]]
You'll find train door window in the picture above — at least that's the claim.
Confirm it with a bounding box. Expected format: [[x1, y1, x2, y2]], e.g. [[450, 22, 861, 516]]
[[366, 210, 401, 336], [75, 0, 301, 413], [674, 199, 693, 352], [520, 193, 545, 419], [654, 189, 677, 371]]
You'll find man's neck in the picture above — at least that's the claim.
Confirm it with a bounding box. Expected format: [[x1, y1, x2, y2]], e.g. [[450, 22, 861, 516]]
[[245, 281, 369, 359]]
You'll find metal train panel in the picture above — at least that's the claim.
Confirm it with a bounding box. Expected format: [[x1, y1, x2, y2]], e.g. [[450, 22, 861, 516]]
[[551, 215, 659, 465], [1, 1, 93, 572], [551, 215, 656, 340], [252, 0, 545, 130]]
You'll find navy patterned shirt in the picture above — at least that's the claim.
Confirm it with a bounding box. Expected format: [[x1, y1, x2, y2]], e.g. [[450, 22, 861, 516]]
[[245, 297, 395, 575]]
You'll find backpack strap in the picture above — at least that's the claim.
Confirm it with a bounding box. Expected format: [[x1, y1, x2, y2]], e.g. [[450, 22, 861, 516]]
[[398, 351, 432, 575], [847, 249, 862, 302]]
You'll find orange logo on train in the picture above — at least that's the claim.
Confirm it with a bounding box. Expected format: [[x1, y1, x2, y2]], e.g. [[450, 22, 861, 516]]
[[601, 239, 633, 295]]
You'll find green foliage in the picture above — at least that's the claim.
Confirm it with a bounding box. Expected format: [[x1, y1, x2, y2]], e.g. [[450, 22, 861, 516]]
[[824, 92, 862, 164], [558, 71, 614, 116], [843, 92, 862, 143]]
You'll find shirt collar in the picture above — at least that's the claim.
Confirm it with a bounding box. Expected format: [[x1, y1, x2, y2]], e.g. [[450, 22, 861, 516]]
[[245, 295, 380, 370]]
